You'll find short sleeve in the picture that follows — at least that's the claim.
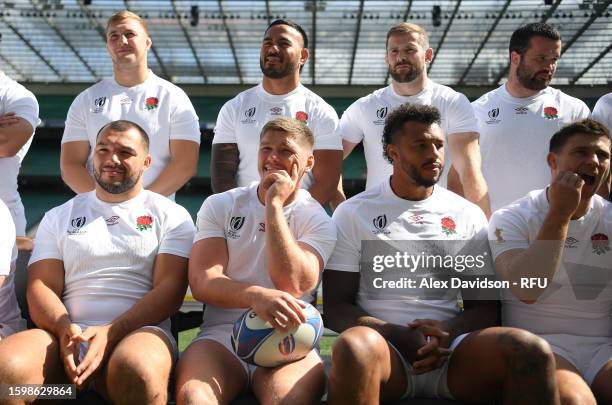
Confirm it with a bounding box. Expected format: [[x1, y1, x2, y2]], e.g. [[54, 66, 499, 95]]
[[212, 99, 238, 144], [310, 103, 342, 151], [62, 92, 90, 143], [338, 101, 365, 144], [194, 194, 228, 242], [158, 205, 196, 258], [326, 204, 361, 272], [488, 207, 530, 260], [169, 88, 201, 143], [4, 85, 39, 131], [0, 204, 16, 276], [574, 100, 591, 122], [297, 211, 337, 267], [592, 96, 611, 131], [29, 211, 63, 265], [447, 92, 479, 136]]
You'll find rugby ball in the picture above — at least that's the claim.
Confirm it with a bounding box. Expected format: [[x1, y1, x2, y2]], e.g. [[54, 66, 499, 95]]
[[231, 302, 323, 367]]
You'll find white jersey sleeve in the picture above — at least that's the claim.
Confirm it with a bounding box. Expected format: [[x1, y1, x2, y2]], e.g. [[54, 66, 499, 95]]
[[296, 210, 337, 267], [169, 88, 200, 143], [592, 94, 612, 131], [212, 99, 238, 144], [338, 101, 365, 144], [310, 103, 342, 150], [488, 206, 530, 260], [158, 206, 195, 258], [29, 209, 63, 264], [3, 84, 39, 130], [447, 92, 479, 136], [0, 203, 16, 277], [62, 92, 90, 143], [194, 194, 228, 242], [326, 202, 360, 272]]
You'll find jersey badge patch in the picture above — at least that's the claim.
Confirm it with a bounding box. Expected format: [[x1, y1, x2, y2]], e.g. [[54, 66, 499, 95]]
[[227, 216, 245, 239], [68, 216, 87, 235], [543, 106, 558, 120], [295, 111, 308, 123], [105, 216, 120, 226], [441, 217, 456, 236], [93, 97, 107, 113], [145, 97, 159, 111], [136, 215, 153, 231], [591, 233, 610, 255]]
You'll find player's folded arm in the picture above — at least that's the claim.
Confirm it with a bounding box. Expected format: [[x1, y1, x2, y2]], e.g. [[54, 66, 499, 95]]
[[308, 149, 343, 206], [210, 143, 239, 193], [59, 141, 94, 194], [147, 139, 200, 196]]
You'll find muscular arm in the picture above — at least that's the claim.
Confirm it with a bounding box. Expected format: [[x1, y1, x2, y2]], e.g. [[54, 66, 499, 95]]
[[323, 269, 424, 363], [447, 132, 491, 218], [210, 143, 239, 193], [0, 114, 34, 158], [147, 140, 199, 196], [308, 150, 343, 206], [266, 199, 322, 297], [107, 253, 189, 344], [27, 259, 72, 336], [60, 141, 95, 194]]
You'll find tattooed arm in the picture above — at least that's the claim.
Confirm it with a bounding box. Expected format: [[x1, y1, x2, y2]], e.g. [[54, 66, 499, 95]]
[[211, 143, 239, 193]]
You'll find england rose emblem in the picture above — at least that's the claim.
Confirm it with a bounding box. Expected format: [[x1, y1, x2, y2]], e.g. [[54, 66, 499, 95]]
[[136, 215, 153, 231], [543, 106, 558, 119], [145, 97, 159, 111], [295, 111, 308, 123], [441, 217, 456, 236], [591, 233, 610, 255]]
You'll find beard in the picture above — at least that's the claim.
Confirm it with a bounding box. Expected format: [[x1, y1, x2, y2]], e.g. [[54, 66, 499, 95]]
[[94, 167, 142, 194], [400, 160, 443, 188], [260, 57, 296, 79], [388, 63, 422, 83], [516, 59, 552, 91]]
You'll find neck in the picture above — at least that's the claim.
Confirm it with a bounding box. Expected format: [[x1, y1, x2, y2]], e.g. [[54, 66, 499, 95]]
[[505, 75, 541, 98], [95, 185, 143, 204], [389, 175, 433, 201], [262, 75, 300, 95], [113, 64, 149, 87], [390, 75, 427, 97]]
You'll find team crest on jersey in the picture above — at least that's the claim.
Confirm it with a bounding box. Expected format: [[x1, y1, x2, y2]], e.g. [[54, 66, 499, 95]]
[[543, 106, 558, 120], [241, 107, 257, 124], [441, 217, 456, 236], [145, 97, 159, 111], [486, 108, 500, 124], [93, 97, 107, 113], [295, 111, 309, 123], [136, 215, 153, 231], [68, 216, 87, 235], [591, 233, 610, 255], [514, 106, 529, 115], [371, 214, 390, 235], [373, 106, 388, 125], [227, 216, 245, 239]]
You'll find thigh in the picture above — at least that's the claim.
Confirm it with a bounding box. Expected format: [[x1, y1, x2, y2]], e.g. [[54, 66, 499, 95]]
[[176, 338, 248, 405], [589, 359, 612, 403], [0, 329, 67, 385], [252, 350, 324, 405], [555, 354, 596, 404]]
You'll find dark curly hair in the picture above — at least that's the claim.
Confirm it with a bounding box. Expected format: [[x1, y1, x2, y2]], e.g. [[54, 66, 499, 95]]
[[382, 103, 442, 163]]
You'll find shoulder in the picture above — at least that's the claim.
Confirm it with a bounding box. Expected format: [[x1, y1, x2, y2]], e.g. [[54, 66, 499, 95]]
[[472, 86, 501, 107], [548, 87, 588, 110]]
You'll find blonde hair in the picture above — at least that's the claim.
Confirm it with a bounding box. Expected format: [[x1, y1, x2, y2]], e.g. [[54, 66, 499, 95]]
[[106, 10, 148, 35], [260, 117, 314, 149], [386, 23, 429, 49]]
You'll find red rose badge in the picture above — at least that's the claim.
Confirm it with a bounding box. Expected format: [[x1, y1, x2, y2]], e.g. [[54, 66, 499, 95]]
[[591, 233, 610, 255], [145, 97, 159, 111], [441, 217, 456, 236], [543, 106, 558, 120], [295, 111, 308, 123], [136, 215, 153, 231]]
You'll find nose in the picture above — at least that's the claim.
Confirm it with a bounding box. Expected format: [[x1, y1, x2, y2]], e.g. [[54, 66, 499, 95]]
[[120, 34, 128, 45], [110, 152, 121, 164]]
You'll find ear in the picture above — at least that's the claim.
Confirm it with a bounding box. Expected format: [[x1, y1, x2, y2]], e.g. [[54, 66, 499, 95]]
[[143, 154, 152, 170], [546, 152, 557, 170], [387, 144, 399, 164], [304, 154, 314, 172], [146, 36, 152, 51], [425, 47, 433, 64], [510, 50, 520, 68], [300, 47, 309, 67]]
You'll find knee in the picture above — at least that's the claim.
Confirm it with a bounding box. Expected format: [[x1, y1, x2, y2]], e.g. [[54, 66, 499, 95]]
[[560, 389, 596, 405], [499, 329, 555, 374], [0, 346, 31, 383], [107, 352, 168, 400], [332, 327, 386, 370], [176, 380, 220, 405]]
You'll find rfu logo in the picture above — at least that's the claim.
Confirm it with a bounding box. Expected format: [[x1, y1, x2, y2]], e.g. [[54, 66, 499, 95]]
[[488, 108, 499, 119], [93, 97, 107, 113], [68, 216, 87, 234], [245, 107, 256, 118], [372, 214, 390, 235], [227, 216, 245, 239], [376, 107, 388, 119]]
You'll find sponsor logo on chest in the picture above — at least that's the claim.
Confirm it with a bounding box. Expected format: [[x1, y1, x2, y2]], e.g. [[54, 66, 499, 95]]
[[68, 216, 87, 235], [92, 97, 107, 113], [241, 107, 257, 124], [371, 214, 390, 235], [373, 106, 388, 125], [227, 216, 246, 239], [485, 107, 500, 124]]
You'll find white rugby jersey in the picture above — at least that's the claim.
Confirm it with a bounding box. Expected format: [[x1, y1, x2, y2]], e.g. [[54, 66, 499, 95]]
[[212, 83, 342, 187], [592, 93, 612, 132], [473, 85, 589, 212], [489, 190, 612, 337], [339, 80, 478, 190], [0, 199, 25, 335], [194, 183, 336, 326]]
